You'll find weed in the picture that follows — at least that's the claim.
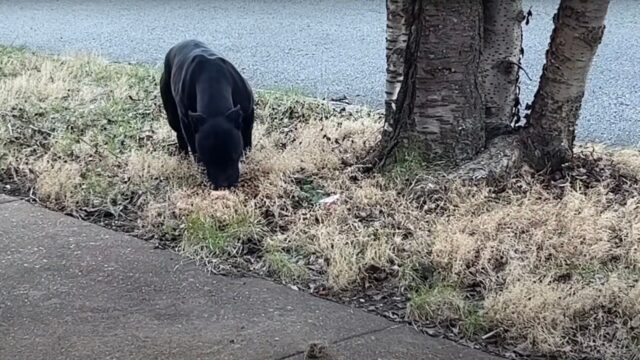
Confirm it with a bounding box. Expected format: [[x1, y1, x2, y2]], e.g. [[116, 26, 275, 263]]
[[183, 215, 236, 257], [408, 283, 471, 325], [462, 309, 488, 338], [264, 250, 309, 284]]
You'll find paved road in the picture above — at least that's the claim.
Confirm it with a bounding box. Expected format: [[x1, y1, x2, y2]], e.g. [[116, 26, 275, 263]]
[[1, 0, 638, 146], [0, 194, 501, 360]]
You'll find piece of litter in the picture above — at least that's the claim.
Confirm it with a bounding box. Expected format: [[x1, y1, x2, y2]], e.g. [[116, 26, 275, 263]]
[[318, 194, 340, 204]]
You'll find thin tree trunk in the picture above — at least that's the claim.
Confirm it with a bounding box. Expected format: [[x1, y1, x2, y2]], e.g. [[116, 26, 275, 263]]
[[479, 0, 525, 138], [523, 0, 610, 171], [383, 0, 485, 165], [384, 0, 409, 133]]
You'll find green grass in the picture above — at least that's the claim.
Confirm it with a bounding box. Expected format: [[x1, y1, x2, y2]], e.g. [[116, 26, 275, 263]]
[[409, 284, 470, 321], [387, 146, 427, 181], [407, 283, 488, 338], [180, 204, 267, 259], [264, 250, 310, 284], [184, 215, 237, 257], [296, 177, 329, 206]]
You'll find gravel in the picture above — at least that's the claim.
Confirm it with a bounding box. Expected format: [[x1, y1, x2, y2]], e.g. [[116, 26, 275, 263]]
[[1, 0, 638, 146]]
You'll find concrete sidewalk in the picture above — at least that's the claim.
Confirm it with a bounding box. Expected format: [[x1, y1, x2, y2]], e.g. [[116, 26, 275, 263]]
[[0, 195, 501, 360]]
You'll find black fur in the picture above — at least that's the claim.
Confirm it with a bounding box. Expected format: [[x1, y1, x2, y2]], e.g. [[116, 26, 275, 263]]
[[160, 39, 255, 188]]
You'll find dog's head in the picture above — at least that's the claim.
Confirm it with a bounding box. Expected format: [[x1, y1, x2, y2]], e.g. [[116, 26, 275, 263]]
[[189, 106, 244, 189]]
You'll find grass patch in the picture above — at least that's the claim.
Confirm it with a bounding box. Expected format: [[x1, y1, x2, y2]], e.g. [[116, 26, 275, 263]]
[[2, 46, 640, 359], [264, 250, 310, 284], [409, 283, 472, 322], [386, 145, 427, 182], [408, 283, 488, 338], [183, 215, 237, 257]]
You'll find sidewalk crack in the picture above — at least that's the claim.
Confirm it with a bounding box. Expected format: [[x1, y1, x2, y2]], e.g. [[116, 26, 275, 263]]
[[0, 198, 21, 206], [275, 324, 401, 360]]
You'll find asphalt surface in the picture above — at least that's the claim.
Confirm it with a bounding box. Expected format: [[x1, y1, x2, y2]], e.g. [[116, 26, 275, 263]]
[[1, 0, 638, 146], [0, 195, 501, 360]]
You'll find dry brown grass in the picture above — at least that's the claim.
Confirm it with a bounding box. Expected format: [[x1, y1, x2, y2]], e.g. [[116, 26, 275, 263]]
[[1, 46, 639, 359], [431, 183, 640, 357]]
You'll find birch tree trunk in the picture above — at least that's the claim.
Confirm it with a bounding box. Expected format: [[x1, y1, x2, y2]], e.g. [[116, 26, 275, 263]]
[[523, 0, 610, 171], [383, 0, 485, 166], [479, 0, 525, 138], [384, 0, 409, 130]]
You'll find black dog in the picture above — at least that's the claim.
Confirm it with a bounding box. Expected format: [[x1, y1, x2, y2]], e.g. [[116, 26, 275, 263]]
[[160, 39, 254, 188]]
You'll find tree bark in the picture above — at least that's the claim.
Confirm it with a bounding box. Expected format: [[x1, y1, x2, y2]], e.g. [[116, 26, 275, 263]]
[[383, 0, 485, 166], [479, 0, 525, 138], [384, 0, 409, 131], [522, 0, 610, 171]]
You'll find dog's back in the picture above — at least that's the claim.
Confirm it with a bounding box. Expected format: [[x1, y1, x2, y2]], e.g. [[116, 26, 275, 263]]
[[164, 40, 253, 117], [165, 39, 220, 73]]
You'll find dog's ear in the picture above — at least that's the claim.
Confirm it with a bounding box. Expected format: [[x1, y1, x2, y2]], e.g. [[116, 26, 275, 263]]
[[225, 105, 244, 130], [187, 111, 207, 131]]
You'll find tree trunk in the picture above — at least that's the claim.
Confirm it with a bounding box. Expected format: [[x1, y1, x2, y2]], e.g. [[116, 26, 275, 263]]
[[384, 0, 409, 130], [383, 0, 485, 166], [522, 0, 610, 171], [479, 0, 525, 138]]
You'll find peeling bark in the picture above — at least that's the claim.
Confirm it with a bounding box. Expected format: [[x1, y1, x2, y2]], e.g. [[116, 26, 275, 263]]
[[384, 0, 409, 131], [479, 0, 525, 137], [523, 0, 610, 171], [453, 135, 522, 184], [383, 0, 485, 166]]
